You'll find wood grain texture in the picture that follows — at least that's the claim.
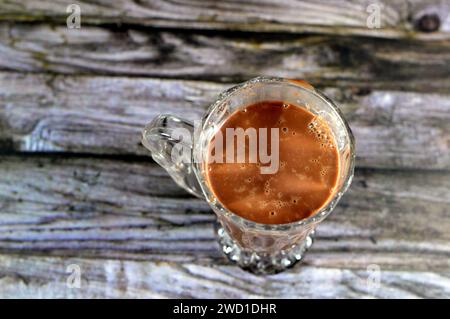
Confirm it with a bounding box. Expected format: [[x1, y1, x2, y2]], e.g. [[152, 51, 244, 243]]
[[0, 156, 449, 273], [0, 23, 449, 90], [0, 72, 449, 169], [0, 0, 449, 299], [0, 254, 449, 298], [1, 0, 449, 40]]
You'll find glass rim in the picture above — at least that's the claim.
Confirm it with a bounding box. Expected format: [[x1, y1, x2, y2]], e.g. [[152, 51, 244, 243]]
[[193, 76, 356, 231]]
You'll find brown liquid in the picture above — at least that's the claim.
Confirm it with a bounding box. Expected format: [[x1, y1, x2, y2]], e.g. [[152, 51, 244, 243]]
[[206, 101, 340, 225]]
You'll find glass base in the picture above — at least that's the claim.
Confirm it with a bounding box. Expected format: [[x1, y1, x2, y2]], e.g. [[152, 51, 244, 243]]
[[216, 224, 314, 275]]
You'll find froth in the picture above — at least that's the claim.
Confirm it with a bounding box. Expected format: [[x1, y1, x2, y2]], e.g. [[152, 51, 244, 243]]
[[206, 101, 340, 225], [308, 118, 335, 149]]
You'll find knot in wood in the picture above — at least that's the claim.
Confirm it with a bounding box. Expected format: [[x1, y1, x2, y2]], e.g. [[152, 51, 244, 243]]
[[415, 13, 440, 32]]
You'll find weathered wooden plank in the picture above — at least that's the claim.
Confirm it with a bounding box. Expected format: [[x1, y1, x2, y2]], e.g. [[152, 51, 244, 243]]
[[0, 23, 449, 90], [0, 254, 449, 298], [0, 156, 449, 272], [0, 0, 449, 40], [0, 73, 449, 169]]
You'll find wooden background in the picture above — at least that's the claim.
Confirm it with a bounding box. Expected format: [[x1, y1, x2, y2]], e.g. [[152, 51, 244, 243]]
[[0, 0, 449, 298]]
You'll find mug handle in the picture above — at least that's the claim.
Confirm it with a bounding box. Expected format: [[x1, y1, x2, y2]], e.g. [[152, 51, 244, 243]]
[[142, 114, 203, 198]]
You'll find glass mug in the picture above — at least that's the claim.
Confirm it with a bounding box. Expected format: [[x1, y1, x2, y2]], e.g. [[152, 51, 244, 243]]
[[142, 77, 355, 274]]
